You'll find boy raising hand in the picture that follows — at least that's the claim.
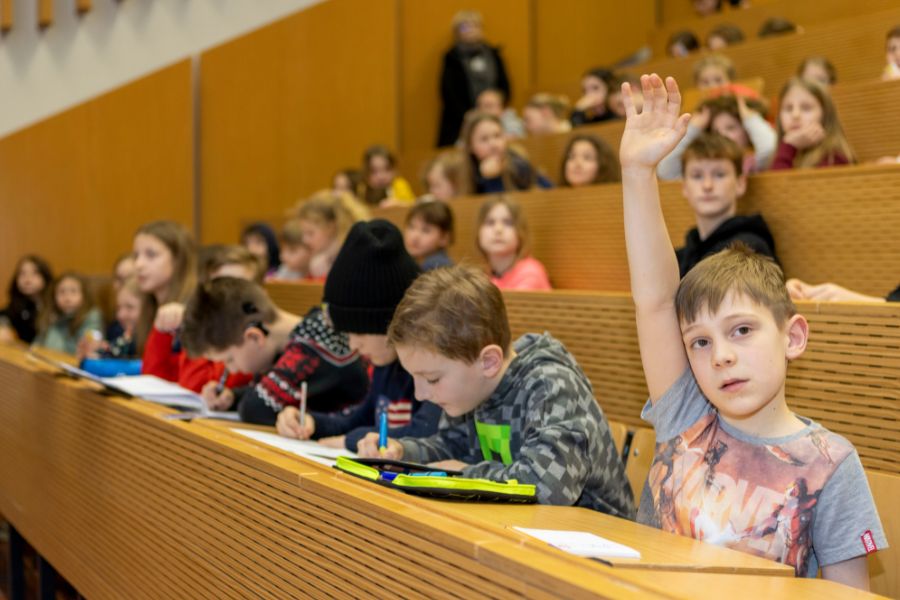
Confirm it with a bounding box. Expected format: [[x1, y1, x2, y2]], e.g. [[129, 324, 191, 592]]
[[620, 75, 885, 590]]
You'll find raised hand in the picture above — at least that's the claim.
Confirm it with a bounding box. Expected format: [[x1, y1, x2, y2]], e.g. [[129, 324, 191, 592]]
[[619, 74, 691, 170]]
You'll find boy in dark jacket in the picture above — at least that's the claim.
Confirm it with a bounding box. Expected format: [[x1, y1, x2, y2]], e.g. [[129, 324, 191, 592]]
[[675, 133, 777, 277]]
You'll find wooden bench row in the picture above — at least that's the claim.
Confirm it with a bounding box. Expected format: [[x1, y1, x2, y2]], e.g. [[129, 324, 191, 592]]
[[516, 77, 900, 188], [0, 344, 894, 598], [622, 6, 900, 108], [651, 0, 899, 58], [266, 281, 899, 596], [266, 282, 900, 479], [372, 164, 900, 298]]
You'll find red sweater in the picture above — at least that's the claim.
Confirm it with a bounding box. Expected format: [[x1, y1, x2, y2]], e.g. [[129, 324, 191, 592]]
[[771, 142, 850, 170], [141, 328, 251, 392]]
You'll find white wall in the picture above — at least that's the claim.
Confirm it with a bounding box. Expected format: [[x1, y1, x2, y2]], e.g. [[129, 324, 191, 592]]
[[0, 0, 322, 138]]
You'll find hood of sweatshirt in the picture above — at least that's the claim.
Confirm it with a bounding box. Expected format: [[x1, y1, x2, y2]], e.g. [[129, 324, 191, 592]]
[[483, 333, 588, 411]]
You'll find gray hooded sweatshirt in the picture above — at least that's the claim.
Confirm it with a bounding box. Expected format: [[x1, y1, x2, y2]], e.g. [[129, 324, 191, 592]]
[[400, 333, 635, 518]]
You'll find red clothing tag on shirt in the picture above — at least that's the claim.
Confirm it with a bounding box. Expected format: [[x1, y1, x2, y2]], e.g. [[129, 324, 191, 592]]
[[861, 531, 878, 554]]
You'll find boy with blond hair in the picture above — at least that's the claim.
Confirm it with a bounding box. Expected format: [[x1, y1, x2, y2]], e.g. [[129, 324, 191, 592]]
[[358, 265, 634, 517], [619, 74, 885, 589]]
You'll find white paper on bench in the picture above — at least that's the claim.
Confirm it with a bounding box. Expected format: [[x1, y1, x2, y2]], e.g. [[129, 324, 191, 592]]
[[101, 374, 205, 410], [513, 527, 641, 559], [232, 428, 357, 467]]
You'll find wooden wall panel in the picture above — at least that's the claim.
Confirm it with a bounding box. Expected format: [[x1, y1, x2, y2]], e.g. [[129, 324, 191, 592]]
[[533, 0, 656, 91], [833, 78, 900, 163], [398, 0, 532, 183], [0, 61, 193, 292], [199, 0, 399, 245]]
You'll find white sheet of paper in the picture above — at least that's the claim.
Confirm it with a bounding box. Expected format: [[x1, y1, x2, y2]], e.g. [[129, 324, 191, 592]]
[[101, 375, 205, 410], [513, 527, 641, 559], [232, 428, 357, 467]]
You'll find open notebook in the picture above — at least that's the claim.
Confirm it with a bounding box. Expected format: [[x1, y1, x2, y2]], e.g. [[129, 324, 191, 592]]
[[27, 351, 232, 416]]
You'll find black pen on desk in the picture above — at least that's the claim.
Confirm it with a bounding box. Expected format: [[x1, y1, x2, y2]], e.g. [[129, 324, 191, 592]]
[[215, 369, 228, 396]]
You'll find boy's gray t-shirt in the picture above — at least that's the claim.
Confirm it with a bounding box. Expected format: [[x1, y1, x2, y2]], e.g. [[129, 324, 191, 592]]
[[638, 368, 887, 577]]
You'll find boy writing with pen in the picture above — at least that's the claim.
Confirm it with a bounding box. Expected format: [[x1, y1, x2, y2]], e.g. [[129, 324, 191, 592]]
[[180, 278, 368, 425], [357, 264, 635, 517], [276, 220, 443, 451]]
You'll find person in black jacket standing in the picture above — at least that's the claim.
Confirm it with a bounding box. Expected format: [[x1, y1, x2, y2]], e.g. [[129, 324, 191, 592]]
[[437, 10, 510, 147]]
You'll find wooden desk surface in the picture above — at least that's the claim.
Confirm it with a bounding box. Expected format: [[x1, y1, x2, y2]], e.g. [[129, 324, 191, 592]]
[[196, 418, 792, 577], [434, 503, 794, 576], [0, 344, 888, 599]]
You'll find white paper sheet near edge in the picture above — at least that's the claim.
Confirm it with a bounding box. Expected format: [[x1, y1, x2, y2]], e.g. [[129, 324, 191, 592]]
[[101, 375, 205, 410], [513, 527, 641, 559], [232, 428, 357, 467]]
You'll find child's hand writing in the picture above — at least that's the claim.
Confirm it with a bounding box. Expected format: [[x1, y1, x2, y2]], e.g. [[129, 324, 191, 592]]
[[200, 380, 235, 411], [154, 302, 185, 332], [276, 406, 315, 440], [357, 432, 403, 459], [619, 74, 691, 172]]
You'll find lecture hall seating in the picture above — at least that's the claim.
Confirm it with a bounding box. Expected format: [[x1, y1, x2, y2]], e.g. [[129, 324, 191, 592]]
[[0, 344, 891, 599], [265, 280, 900, 598]]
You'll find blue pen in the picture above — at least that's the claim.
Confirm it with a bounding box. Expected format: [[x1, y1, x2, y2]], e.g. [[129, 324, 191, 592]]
[[378, 410, 388, 455], [214, 368, 229, 396]]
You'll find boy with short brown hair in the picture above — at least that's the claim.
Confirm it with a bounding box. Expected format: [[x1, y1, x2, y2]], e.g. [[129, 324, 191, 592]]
[[358, 264, 634, 517], [181, 277, 368, 423], [619, 73, 885, 589], [675, 132, 776, 277]]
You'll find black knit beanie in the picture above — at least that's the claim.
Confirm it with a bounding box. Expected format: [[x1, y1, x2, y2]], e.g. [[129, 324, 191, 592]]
[[323, 219, 421, 334]]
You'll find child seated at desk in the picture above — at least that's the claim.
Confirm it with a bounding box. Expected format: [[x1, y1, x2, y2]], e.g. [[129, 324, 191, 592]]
[[357, 264, 635, 518], [618, 73, 885, 588], [0, 254, 53, 345], [772, 78, 856, 170], [270, 220, 311, 281], [35, 272, 103, 356], [403, 200, 454, 271], [477, 197, 552, 290], [671, 133, 777, 277], [181, 277, 368, 422], [657, 96, 776, 180], [275, 220, 442, 451], [78, 276, 141, 360]]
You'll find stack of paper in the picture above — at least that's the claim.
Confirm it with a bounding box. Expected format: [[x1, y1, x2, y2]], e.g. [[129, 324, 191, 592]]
[[513, 527, 641, 559], [232, 428, 357, 467]]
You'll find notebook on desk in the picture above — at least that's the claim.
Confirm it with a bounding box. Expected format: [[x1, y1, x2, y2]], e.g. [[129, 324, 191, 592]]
[[28, 350, 204, 410]]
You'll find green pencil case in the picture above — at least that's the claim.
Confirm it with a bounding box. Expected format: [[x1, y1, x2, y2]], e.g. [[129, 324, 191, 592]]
[[334, 456, 537, 503]]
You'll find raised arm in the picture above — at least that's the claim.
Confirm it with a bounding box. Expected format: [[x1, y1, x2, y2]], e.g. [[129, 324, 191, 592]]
[[620, 75, 691, 402]]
